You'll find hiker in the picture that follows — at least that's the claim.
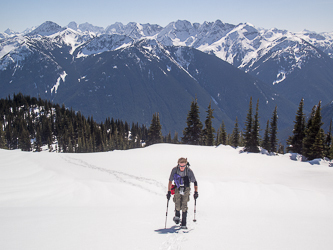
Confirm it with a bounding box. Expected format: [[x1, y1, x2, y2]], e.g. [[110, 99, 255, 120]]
[[166, 157, 198, 229]]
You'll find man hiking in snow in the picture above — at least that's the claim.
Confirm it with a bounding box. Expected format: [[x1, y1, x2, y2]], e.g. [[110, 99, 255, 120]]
[[166, 157, 198, 229]]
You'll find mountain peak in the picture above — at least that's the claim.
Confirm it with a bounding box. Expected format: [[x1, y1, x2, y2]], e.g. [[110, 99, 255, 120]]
[[27, 21, 65, 36], [4, 28, 18, 35], [67, 21, 78, 31], [78, 22, 104, 34]]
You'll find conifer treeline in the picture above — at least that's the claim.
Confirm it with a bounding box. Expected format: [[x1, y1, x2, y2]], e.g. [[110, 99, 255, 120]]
[[176, 97, 281, 153], [1, 94, 333, 161], [175, 97, 332, 161], [286, 99, 333, 160], [0, 93, 148, 152]]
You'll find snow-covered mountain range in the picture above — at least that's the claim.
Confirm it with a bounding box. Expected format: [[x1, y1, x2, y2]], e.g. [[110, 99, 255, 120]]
[[2, 20, 333, 82], [1, 20, 333, 138]]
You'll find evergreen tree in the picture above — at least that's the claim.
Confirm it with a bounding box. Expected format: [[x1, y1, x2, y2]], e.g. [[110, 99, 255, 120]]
[[216, 121, 227, 146], [203, 102, 215, 146], [303, 101, 324, 160], [12, 128, 17, 150], [147, 113, 163, 146], [42, 116, 53, 147], [216, 128, 220, 146], [329, 138, 333, 160], [68, 137, 74, 153], [130, 122, 138, 141], [243, 97, 259, 152], [5, 121, 14, 149], [243, 97, 253, 151], [133, 125, 144, 148], [19, 126, 31, 151], [323, 121, 332, 159], [286, 99, 305, 154], [220, 121, 227, 145], [311, 130, 325, 159], [166, 132, 172, 143], [173, 132, 179, 144], [124, 121, 129, 139], [277, 143, 285, 154], [239, 131, 245, 147], [269, 106, 278, 153], [86, 134, 93, 152], [0, 121, 7, 149], [77, 137, 84, 153], [231, 117, 240, 147], [251, 99, 260, 153], [34, 126, 42, 152], [182, 98, 203, 145], [302, 105, 316, 152], [262, 120, 270, 151]]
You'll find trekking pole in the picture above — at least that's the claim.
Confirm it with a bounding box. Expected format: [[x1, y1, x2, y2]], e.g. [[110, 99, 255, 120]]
[[193, 199, 197, 222], [165, 199, 169, 229]]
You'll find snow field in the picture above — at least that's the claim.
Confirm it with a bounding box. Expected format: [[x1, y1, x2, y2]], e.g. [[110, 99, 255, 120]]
[[1, 144, 333, 250]]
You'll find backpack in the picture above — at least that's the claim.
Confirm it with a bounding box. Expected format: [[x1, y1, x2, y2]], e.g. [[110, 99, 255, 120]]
[[171, 162, 190, 195]]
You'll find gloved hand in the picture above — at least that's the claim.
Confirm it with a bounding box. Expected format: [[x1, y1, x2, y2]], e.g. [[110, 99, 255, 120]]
[[193, 191, 198, 200], [166, 191, 171, 200]]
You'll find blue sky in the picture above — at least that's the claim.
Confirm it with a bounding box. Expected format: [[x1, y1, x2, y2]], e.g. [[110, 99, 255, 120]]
[[1, 0, 332, 33]]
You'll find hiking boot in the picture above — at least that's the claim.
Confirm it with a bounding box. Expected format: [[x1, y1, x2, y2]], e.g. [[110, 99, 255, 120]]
[[173, 216, 180, 224], [173, 210, 181, 224]]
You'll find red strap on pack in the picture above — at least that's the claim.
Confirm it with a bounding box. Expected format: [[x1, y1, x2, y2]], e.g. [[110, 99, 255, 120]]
[[171, 184, 176, 195]]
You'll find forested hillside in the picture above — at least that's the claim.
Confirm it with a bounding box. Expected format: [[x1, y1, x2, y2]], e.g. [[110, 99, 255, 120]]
[[0, 93, 148, 152]]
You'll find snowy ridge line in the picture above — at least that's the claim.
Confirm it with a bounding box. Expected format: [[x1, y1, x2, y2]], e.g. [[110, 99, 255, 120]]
[[62, 155, 166, 195]]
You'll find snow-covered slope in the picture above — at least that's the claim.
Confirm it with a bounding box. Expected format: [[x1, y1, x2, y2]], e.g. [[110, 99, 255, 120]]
[[0, 35, 33, 70], [1, 144, 333, 250], [74, 34, 134, 58], [297, 30, 333, 57]]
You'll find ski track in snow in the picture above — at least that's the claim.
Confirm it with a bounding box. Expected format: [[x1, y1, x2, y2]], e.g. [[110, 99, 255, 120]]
[[156, 212, 196, 249], [159, 227, 195, 250], [162, 231, 185, 250], [61, 155, 166, 196]]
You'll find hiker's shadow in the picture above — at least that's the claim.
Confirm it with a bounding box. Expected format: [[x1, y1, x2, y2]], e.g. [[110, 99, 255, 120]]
[[154, 226, 181, 234]]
